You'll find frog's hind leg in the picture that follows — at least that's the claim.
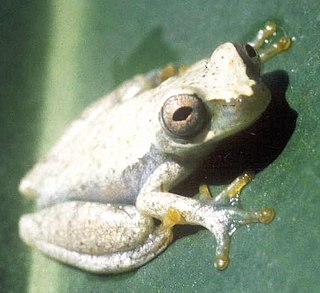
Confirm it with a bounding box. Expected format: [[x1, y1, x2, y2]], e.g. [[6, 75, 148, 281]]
[[19, 201, 173, 274]]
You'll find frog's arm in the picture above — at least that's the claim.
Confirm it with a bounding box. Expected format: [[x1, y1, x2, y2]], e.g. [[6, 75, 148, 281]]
[[19, 202, 174, 274], [136, 161, 274, 270]]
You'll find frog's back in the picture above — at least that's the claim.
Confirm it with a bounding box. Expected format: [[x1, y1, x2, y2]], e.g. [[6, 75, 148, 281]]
[[19, 92, 168, 207]]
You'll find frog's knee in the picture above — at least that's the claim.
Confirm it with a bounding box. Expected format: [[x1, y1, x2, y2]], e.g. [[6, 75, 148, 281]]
[[19, 206, 173, 274]]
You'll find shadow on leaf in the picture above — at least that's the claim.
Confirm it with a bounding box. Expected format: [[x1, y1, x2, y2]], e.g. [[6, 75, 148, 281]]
[[173, 69, 297, 239], [112, 26, 179, 85]]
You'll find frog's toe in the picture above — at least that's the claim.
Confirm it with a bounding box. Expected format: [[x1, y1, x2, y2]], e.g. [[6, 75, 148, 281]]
[[248, 20, 292, 62], [149, 64, 190, 85], [210, 226, 238, 270], [198, 184, 213, 200], [258, 208, 275, 224], [158, 64, 178, 82], [234, 207, 275, 226], [162, 207, 182, 228], [214, 255, 230, 271]]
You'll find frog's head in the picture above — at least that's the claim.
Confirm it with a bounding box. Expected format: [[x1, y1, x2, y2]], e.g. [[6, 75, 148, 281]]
[[157, 42, 271, 159]]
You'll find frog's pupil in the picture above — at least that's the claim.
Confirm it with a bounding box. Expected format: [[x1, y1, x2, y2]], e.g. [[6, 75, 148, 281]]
[[172, 107, 193, 121]]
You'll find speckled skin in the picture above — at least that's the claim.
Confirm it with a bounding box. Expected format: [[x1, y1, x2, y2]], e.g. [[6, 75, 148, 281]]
[[19, 42, 272, 273]]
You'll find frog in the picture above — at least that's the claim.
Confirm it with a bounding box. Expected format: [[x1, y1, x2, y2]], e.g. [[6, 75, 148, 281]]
[[19, 21, 292, 273]]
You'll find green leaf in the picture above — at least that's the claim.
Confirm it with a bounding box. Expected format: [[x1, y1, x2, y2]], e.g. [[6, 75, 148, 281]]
[[1, 1, 319, 292]]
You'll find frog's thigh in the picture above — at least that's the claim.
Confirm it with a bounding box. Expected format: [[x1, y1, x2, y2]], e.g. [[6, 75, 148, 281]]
[[19, 201, 172, 273]]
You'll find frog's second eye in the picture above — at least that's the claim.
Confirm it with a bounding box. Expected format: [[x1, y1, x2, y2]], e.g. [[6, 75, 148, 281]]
[[234, 43, 260, 78], [245, 44, 257, 58], [160, 94, 208, 138]]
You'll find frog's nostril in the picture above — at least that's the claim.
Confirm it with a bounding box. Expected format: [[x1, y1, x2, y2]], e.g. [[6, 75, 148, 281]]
[[19, 178, 37, 199]]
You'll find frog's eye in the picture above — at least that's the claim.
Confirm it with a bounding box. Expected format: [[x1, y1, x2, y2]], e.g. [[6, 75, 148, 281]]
[[233, 43, 261, 79], [161, 94, 208, 138], [245, 44, 257, 58]]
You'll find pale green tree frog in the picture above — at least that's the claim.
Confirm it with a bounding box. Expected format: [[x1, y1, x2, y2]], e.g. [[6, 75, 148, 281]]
[[19, 21, 291, 273]]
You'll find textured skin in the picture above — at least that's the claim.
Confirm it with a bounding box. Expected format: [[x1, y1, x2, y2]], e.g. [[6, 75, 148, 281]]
[[19, 42, 272, 273]]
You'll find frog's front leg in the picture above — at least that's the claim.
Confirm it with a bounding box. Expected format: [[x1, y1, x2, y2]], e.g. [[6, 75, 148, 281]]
[[19, 202, 173, 273], [136, 162, 275, 270]]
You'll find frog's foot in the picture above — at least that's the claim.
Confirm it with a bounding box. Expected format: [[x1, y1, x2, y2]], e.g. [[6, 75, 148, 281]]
[[161, 207, 182, 243], [211, 207, 275, 270], [198, 173, 275, 270], [108, 64, 188, 103], [248, 20, 292, 62], [146, 64, 189, 86], [213, 172, 254, 204], [162, 207, 182, 228], [200, 184, 214, 199]]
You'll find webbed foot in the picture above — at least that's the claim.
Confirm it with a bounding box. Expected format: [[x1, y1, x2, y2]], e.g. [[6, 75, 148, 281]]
[[198, 173, 275, 270], [146, 63, 189, 87], [248, 20, 292, 62]]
